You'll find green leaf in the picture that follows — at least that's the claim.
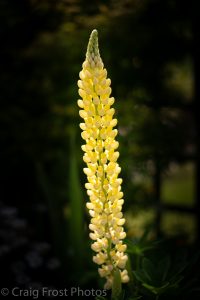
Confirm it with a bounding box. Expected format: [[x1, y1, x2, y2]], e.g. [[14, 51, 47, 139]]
[[126, 255, 134, 283], [133, 270, 149, 283], [69, 129, 84, 269], [142, 282, 170, 295], [126, 255, 135, 294], [169, 275, 184, 287], [159, 255, 170, 281], [142, 258, 155, 281], [169, 262, 187, 283]]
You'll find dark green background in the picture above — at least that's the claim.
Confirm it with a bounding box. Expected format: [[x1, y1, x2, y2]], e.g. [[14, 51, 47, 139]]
[[0, 0, 199, 293]]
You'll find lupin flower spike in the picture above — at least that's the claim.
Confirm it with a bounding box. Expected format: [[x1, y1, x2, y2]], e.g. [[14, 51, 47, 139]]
[[77, 29, 129, 289]]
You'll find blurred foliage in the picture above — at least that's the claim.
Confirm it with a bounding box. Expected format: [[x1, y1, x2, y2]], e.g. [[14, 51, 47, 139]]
[[126, 234, 200, 300], [0, 0, 199, 295], [96, 232, 200, 299], [162, 163, 195, 206]]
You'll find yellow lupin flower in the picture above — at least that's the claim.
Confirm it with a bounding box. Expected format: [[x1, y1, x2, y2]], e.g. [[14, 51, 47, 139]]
[[77, 29, 129, 289]]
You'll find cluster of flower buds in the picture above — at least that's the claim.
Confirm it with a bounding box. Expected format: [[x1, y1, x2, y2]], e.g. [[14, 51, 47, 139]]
[[77, 29, 129, 289]]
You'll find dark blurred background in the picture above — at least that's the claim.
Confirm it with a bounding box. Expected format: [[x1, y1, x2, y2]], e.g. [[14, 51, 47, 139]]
[[0, 0, 200, 291]]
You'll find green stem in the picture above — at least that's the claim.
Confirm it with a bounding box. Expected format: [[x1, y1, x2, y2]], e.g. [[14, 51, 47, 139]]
[[111, 268, 122, 300]]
